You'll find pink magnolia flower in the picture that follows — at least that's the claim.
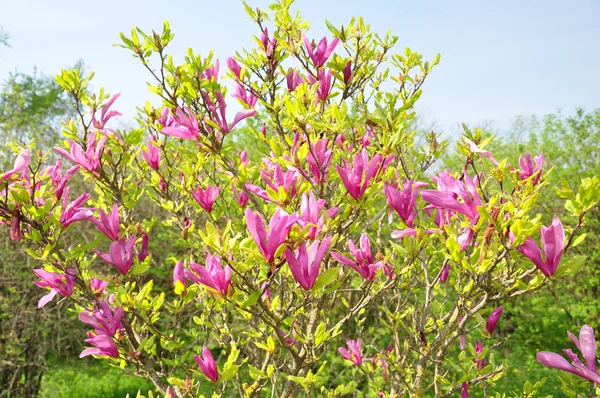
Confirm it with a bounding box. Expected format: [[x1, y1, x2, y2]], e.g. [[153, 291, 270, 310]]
[[191, 185, 221, 213], [137, 231, 149, 262], [486, 306, 503, 335], [185, 254, 232, 297], [537, 325, 600, 384], [331, 233, 384, 281], [78, 300, 124, 338], [303, 35, 340, 68], [142, 140, 161, 170], [161, 106, 199, 140], [339, 339, 363, 366], [384, 181, 427, 227], [245, 208, 297, 263], [286, 69, 304, 92], [343, 60, 353, 84], [462, 383, 469, 397], [232, 184, 249, 208], [421, 171, 481, 222], [33, 268, 76, 308], [306, 138, 333, 184], [518, 152, 544, 184], [232, 84, 257, 108], [10, 213, 21, 241], [54, 134, 107, 172], [336, 149, 385, 200], [195, 346, 219, 382], [91, 93, 122, 130], [259, 28, 277, 57], [298, 192, 338, 239], [202, 91, 256, 134], [315, 69, 332, 102], [91, 204, 120, 241], [475, 341, 485, 369], [285, 237, 332, 290], [2, 149, 31, 180], [80, 333, 119, 358], [93, 236, 137, 275], [200, 59, 219, 82], [60, 187, 94, 227], [90, 278, 109, 296], [227, 57, 242, 79], [440, 263, 450, 282], [511, 216, 564, 276], [173, 260, 186, 288]]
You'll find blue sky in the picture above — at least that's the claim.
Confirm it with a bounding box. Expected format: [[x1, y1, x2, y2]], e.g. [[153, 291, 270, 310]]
[[1, 0, 598, 134]]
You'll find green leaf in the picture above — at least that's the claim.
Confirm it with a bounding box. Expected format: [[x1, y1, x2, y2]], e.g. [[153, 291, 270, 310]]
[[312, 267, 340, 291]]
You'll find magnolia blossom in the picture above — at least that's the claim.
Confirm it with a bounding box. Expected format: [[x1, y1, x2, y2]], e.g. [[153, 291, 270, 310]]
[[185, 255, 232, 297], [232, 84, 257, 108], [303, 35, 339, 68], [298, 192, 338, 240], [306, 138, 332, 184], [173, 260, 186, 288], [284, 237, 332, 290], [343, 60, 353, 84], [60, 187, 94, 227], [511, 216, 564, 276], [33, 268, 76, 308], [91, 204, 120, 241], [245, 208, 297, 263], [486, 306, 503, 335], [79, 300, 124, 358], [315, 69, 332, 102], [142, 140, 161, 170], [191, 185, 221, 213], [331, 233, 384, 280], [537, 324, 600, 384], [161, 106, 199, 140], [195, 346, 219, 382], [518, 152, 544, 184], [2, 149, 31, 181], [202, 91, 256, 134], [384, 181, 427, 227], [93, 236, 137, 275], [55, 134, 106, 172], [339, 339, 363, 366], [232, 184, 249, 207], [286, 69, 304, 92], [336, 149, 386, 200], [90, 278, 109, 296], [227, 57, 242, 79]]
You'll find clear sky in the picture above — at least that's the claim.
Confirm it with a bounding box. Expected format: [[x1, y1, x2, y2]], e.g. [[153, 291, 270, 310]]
[[0, 0, 598, 134]]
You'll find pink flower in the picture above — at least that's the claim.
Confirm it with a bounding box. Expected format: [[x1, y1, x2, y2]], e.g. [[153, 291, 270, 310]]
[[339, 339, 363, 366], [336, 149, 385, 200], [259, 28, 277, 57], [511, 216, 564, 276], [306, 138, 333, 184], [284, 237, 331, 290], [232, 184, 249, 207], [93, 236, 137, 275], [59, 187, 94, 227], [90, 278, 109, 296], [202, 91, 256, 134], [440, 263, 450, 282], [195, 346, 219, 382], [384, 181, 427, 227], [2, 149, 31, 180], [227, 57, 242, 79], [201, 59, 219, 82], [286, 69, 304, 92], [245, 208, 297, 263], [297, 192, 338, 239], [142, 140, 161, 170], [80, 333, 119, 358], [421, 171, 481, 221], [518, 152, 544, 184], [185, 254, 232, 297], [303, 35, 340, 68], [78, 300, 124, 337], [475, 341, 485, 369], [173, 260, 186, 288], [91, 93, 122, 130], [461, 383, 469, 397], [343, 60, 353, 84], [486, 306, 503, 335], [33, 268, 76, 308], [537, 325, 600, 384], [191, 185, 221, 213], [315, 69, 332, 102], [161, 106, 199, 140], [91, 204, 120, 241], [331, 233, 384, 281], [54, 134, 106, 172], [232, 84, 257, 108]]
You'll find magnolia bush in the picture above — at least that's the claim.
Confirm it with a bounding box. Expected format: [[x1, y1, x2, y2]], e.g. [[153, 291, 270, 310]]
[[1, 1, 599, 397]]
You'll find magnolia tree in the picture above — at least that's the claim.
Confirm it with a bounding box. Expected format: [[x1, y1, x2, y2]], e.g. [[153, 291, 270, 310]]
[[1, 1, 599, 397]]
